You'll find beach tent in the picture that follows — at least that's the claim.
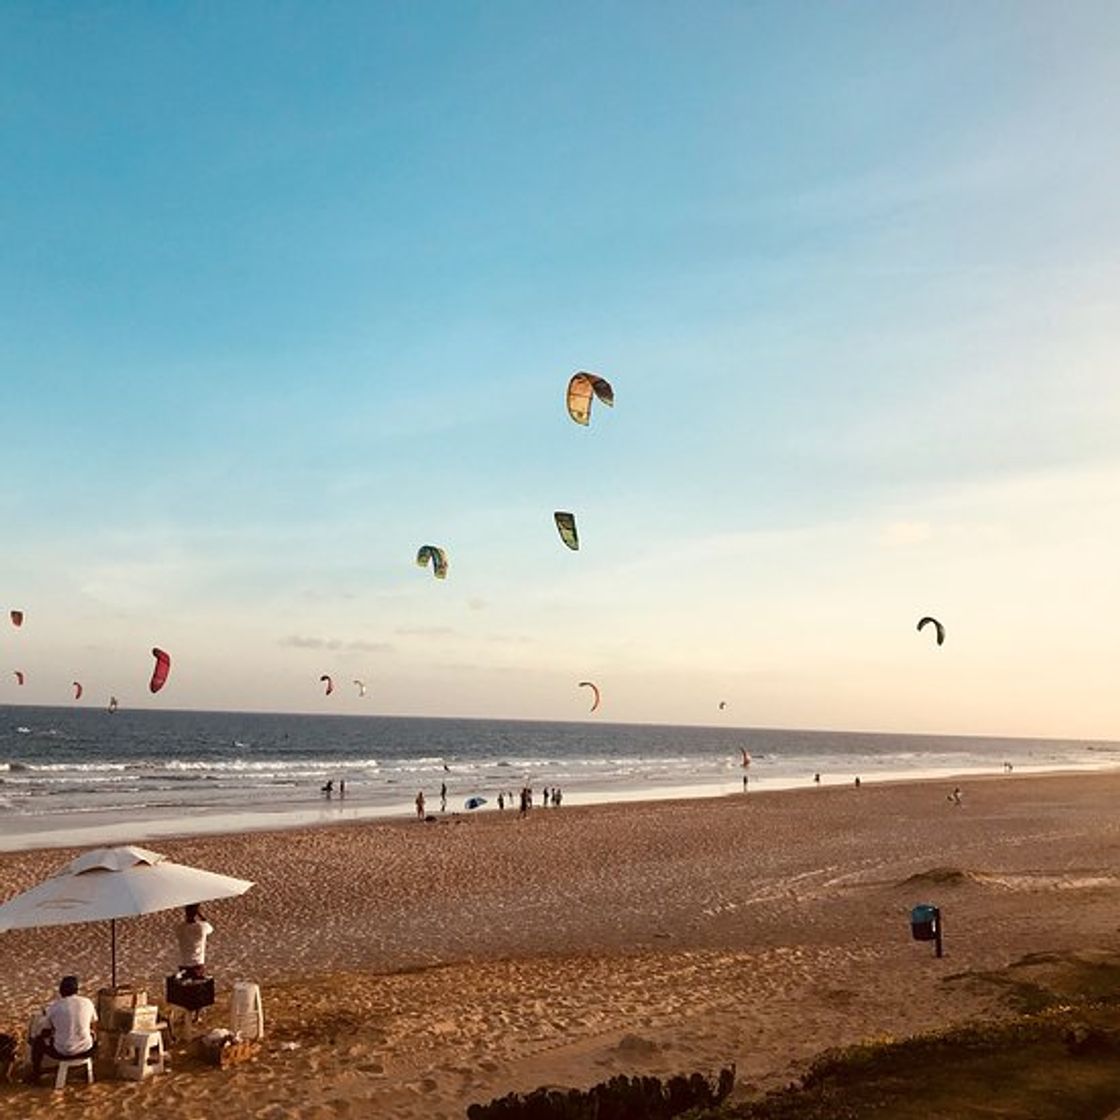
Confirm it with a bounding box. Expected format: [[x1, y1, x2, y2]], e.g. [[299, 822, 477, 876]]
[[0, 845, 253, 986]]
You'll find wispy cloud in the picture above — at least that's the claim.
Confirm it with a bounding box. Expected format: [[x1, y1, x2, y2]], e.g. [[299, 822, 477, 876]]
[[280, 635, 393, 653]]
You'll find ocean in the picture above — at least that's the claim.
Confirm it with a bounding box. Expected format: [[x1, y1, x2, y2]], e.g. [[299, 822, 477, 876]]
[[1, 705, 1116, 851]]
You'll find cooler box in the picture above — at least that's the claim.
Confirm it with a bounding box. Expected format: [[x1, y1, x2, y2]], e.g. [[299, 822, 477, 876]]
[[910, 903, 939, 942]]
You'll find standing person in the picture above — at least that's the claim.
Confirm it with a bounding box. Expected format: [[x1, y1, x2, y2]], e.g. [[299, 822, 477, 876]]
[[440, 781, 447, 813], [497, 792, 505, 811], [854, 776, 861, 788], [176, 904, 214, 979], [814, 773, 821, 785], [554, 788, 562, 807], [26, 976, 97, 1084], [339, 779, 346, 798], [415, 790, 425, 819], [742, 774, 748, 791]]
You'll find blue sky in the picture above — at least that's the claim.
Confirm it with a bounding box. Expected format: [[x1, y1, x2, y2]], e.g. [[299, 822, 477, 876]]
[[2, 3, 1119, 734]]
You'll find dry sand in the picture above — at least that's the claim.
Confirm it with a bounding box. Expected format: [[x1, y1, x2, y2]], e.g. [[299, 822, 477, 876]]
[[3, 771, 1120, 1118]]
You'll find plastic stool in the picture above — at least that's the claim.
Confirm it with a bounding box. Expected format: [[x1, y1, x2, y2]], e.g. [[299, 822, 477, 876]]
[[53, 1056, 93, 1089], [115, 1029, 166, 1081], [230, 982, 264, 1040]]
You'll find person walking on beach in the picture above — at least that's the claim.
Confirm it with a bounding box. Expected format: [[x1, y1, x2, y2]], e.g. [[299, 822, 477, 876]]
[[497, 792, 504, 811], [440, 781, 447, 813], [321, 779, 334, 798], [176, 904, 214, 979], [415, 790, 425, 819], [854, 776, 861, 788], [948, 786, 962, 806], [742, 774, 749, 791]]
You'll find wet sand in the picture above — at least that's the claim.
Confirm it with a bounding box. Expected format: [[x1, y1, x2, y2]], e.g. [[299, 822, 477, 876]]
[[2, 770, 1120, 1118]]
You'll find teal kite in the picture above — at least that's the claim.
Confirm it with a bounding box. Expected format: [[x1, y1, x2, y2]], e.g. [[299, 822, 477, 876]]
[[417, 545, 449, 579]]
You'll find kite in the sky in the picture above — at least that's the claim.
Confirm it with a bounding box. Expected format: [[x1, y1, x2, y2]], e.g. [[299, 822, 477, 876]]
[[566, 372, 614, 426], [353, 679, 367, 697], [416, 545, 449, 580], [13, 670, 24, 686], [719, 701, 727, 711], [554, 512, 579, 551], [72, 681, 83, 700], [320, 674, 334, 696], [9, 610, 23, 628], [579, 680, 600, 712], [149, 648, 171, 693], [917, 616, 946, 646]]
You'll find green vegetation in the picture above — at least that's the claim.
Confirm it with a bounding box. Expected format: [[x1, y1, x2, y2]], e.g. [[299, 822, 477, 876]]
[[701, 951, 1120, 1120]]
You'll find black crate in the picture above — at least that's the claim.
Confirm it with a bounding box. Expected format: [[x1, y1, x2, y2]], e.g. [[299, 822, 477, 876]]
[[166, 975, 215, 1011]]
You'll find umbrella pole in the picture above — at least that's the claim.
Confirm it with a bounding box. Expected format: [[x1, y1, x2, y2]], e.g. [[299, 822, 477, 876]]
[[111, 918, 117, 988]]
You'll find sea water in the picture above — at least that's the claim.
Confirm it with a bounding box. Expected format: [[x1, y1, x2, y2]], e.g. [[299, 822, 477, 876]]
[[1, 705, 1116, 850]]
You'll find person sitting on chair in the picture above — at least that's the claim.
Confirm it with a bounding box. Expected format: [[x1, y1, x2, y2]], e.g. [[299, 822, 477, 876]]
[[26, 975, 97, 1083], [176, 903, 214, 980]]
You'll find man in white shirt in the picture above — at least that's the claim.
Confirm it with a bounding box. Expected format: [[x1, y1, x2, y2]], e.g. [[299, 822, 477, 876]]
[[27, 975, 97, 1083], [176, 903, 214, 979]]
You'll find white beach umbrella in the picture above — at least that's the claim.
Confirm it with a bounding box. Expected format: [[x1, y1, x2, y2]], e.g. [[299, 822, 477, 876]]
[[0, 845, 254, 985]]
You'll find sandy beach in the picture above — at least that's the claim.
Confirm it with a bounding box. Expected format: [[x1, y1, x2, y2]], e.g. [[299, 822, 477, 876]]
[[2, 770, 1120, 1118]]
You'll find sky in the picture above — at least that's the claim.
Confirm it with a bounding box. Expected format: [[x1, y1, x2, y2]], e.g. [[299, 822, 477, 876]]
[[1, 2, 1118, 736]]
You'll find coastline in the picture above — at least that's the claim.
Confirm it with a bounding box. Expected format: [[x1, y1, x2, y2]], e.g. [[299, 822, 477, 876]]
[[2, 756, 1114, 854], [4, 768, 1120, 1118]]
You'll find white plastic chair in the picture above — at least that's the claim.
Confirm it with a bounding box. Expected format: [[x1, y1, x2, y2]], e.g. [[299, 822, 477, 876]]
[[53, 1056, 94, 1089], [115, 1029, 166, 1081], [229, 982, 264, 1040]]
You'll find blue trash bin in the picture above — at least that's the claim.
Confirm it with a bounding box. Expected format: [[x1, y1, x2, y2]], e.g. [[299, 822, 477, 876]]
[[910, 903, 939, 942]]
